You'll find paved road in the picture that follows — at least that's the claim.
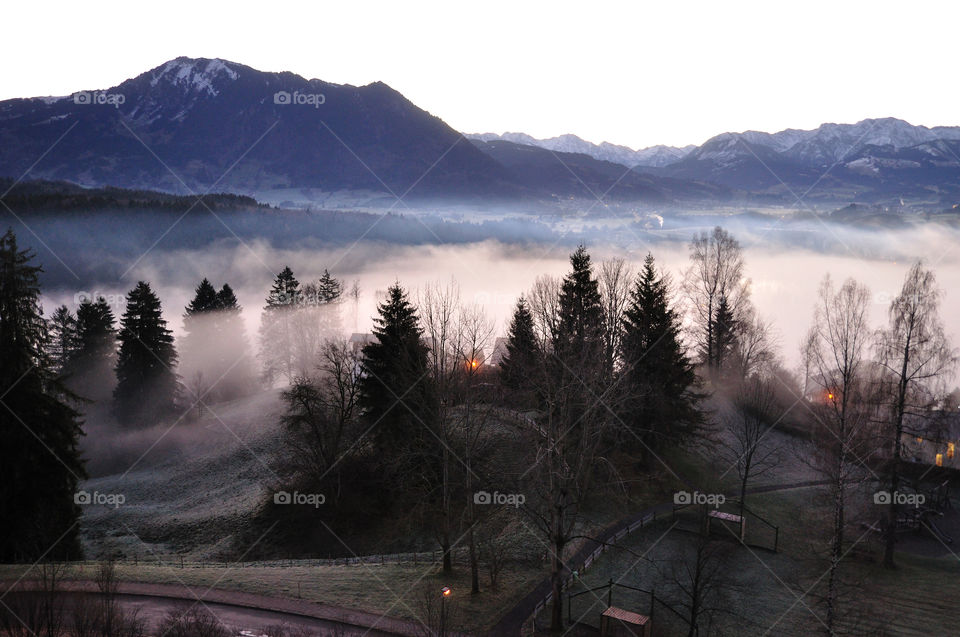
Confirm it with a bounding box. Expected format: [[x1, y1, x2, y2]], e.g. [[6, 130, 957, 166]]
[[1, 582, 419, 637], [111, 593, 396, 636]]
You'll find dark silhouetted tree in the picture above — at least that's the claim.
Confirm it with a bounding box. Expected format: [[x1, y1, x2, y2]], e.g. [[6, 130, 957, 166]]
[[0, 230, 85, 561], [710, 295, 739, 375], [114, 282, 179, 426], [48, 304, 77, 375], [555, 245, 604, 359], [875, 262, 956, 568], [620, 254, 702, 454], [67, 296, 117, 401], [499, 297, 538, 397], [359, 284, 436, 470], [181, 280, 255, 404], [259, 267, 300, 384], [684, 226, 750, 369]]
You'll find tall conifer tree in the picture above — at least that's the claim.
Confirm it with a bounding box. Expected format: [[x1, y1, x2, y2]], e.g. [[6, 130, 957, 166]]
[[0, 230, 85, 561]]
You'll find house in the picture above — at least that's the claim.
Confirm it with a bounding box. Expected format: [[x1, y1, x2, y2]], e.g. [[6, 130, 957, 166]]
[[349, 332, 375, 354], [902, 411, 960, 469], [490, 337, 509, 367]]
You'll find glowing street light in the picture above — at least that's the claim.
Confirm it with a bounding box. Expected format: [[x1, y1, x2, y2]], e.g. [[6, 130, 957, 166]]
[[440, 587, 451, 636]]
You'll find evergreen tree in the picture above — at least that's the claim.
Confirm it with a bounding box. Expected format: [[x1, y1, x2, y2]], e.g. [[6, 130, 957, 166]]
[[181, 279, 220, 407], [620, 254, 703, 453], [296, 269, 344, 373], [185, 278, 219, 314], [259, 267, 300, 384], [114, 282, 179, 426], [49, 304, 78, 374], [359, 283, 435, 455], [0, 230, 85, 561], [710, 295, 739, 374], [500, 297, 539, 394], [555, 245, 605, 359], [213, 283, 257, 398], [68, 296, 117, 400], [216, 283, 240, 310], [181, 280, 257, 404], [313, 269, 343, 304]]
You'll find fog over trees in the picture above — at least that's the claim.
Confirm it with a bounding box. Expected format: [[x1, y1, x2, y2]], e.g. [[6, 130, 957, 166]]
[[2, 223, 958, 636]]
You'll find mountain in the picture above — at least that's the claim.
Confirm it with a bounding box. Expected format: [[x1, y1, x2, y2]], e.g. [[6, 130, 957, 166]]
[[655, 118, 960, 205], [0, 57, 523, 202], [469, 139, 729, 203], [5, 59, 960, 209], [467, 132, 694, 168]]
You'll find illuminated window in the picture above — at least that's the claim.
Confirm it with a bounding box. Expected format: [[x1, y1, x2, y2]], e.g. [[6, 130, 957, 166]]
[[936, 453, 944, 467], [917, 437, 923, 443], [949, 443, 955, 459]]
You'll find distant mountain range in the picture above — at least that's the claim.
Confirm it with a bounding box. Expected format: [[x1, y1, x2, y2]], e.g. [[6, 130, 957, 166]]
[[466, 132, 694, 168], [2, 57, 960, 209], [471, 119, 960, 206]]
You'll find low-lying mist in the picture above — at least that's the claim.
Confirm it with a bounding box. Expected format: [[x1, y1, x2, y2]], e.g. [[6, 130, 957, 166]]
[[19, 207, 960, 473]]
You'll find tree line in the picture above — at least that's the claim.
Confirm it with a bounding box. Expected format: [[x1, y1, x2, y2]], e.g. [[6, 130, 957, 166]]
[[1, 224, 955, 637]]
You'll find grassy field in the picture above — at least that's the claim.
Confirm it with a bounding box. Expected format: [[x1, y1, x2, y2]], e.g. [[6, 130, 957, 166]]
[[0, 557, 544, 635], [551, 484, 960, 636]]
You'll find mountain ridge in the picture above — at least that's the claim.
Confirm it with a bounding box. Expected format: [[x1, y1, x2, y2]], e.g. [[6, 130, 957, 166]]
[[3, 57, 960, 208]]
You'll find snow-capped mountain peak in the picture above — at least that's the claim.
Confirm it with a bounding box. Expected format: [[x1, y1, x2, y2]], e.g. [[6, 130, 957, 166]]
[[148, 57, 239, 97]]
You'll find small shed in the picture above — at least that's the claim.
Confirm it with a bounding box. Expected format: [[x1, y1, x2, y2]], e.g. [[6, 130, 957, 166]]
[[600, 606, 651, 637]]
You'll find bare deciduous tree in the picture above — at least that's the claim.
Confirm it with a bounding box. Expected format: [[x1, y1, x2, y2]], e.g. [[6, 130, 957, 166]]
[[452, 302, 496, 593], [718, 375, 783, 516], [528, 274, 562, 346], [683, 226, 751, 370], [598, 258, 634, 378], [281, 338, 362, 500], [418, 280, 464, 574], [663, 535, 732, 637], [875, 261, 957, 568], [731, 305, 778, 379], [803, 275, 880, 634]]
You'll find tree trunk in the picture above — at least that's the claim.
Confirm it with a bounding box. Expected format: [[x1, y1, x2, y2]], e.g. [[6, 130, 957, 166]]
[[550, 537, 565, 632], [469, 524, 480, 594], [884, 357, 910, 569], [466, 453, 480, 593], [442, 443, 453, 574]]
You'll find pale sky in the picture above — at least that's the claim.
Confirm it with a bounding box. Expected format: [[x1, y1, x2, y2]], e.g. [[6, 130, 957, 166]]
[[4, 0, 958, 149]]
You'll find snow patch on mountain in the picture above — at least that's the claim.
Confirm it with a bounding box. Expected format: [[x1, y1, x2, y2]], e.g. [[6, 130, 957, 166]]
[[149, 58, 239, 97]]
